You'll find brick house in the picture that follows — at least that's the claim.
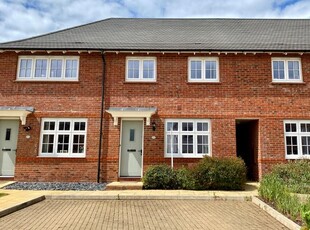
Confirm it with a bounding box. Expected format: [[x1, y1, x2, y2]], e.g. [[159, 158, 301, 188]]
[[0, 18, 309, 182]]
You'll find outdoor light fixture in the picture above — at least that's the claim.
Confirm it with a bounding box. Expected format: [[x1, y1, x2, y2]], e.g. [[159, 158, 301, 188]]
[[152, 122, 156, 131], [23, 126, 31, 131]]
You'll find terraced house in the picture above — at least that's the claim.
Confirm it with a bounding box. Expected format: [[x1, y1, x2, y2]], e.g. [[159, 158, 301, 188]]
[[0, 18, 309, 182]]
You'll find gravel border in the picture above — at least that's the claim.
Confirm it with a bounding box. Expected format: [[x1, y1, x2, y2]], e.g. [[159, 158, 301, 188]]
[[3, 182, 106, 191]]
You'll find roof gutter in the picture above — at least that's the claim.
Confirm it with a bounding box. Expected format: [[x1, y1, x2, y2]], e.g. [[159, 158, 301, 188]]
[[97, 51, 106, 183]]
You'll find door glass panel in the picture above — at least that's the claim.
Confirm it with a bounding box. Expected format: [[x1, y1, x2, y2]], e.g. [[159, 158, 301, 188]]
[[130, 129, 135, 141], [5, 129, 11, 141]]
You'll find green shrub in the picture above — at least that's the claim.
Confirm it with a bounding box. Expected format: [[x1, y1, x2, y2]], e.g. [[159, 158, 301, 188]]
[[259, 160, 310, 225], [143, 164, 179, 189], [175, 166, 195, 190], [259, 173, 286, 203], [301, 203, 310, 229], [192, 156, 247, 190], [271, 160, 310, 194]]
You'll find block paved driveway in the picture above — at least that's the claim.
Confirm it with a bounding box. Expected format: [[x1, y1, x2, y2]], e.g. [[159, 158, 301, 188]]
[[0, 200, 288, 230]]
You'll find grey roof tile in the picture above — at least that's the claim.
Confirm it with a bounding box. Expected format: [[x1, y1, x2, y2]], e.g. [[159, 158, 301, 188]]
[[1, 18, 310, 51]]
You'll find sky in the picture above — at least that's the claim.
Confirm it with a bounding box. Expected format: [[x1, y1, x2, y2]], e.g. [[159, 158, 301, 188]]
[[0, 0, 309, 43]]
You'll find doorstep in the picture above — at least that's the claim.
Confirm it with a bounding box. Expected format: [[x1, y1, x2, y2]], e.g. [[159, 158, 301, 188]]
[[106, 181, 143, 190]]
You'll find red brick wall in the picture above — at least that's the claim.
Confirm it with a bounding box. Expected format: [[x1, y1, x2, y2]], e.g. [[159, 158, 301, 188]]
[[103, 52, 310, 181], [0, 52, 103, 182], [1, 51, 309, 182]]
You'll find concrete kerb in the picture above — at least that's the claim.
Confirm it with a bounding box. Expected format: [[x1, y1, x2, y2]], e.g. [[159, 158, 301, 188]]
[[0, 195, 45, 218], [252, 196, 301, 230]]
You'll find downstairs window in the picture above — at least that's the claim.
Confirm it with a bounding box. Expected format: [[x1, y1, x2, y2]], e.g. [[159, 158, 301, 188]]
[[284, 120, 310, 159], [165, 119, 211, 158], [39, 118, 87, 157]]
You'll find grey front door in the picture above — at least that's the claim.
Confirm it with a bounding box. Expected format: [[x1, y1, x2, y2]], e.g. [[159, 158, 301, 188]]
[[120, 120, 143, 177], [0, 120, 19, 176]]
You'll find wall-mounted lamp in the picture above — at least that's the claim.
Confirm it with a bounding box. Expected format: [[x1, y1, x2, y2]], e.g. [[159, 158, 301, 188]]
[[23, 126, 31, 131], [152, 122, 156, 131]]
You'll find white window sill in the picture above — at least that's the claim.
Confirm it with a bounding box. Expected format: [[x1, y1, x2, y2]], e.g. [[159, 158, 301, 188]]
[[188, 79, 219, 82], [125, 80, 156, 83], [164, 154, 208, 158], [286, 156, 310, 160], [271, 81, 304, 84], [16, 79, 79, 82], [38, 154, 86, 158]]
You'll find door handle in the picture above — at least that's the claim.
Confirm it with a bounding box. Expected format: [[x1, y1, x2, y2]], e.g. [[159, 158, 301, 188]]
[[127, 149, 136, 152], [2, 148, 11, 151]]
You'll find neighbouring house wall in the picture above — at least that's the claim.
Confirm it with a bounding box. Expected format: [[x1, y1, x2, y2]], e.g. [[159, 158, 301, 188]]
[[103, 52, 310, 181], [0, 52, 103, 182]]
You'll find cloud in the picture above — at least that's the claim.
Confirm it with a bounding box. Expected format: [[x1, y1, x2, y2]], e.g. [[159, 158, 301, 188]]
[[0, 0, 309, 43]]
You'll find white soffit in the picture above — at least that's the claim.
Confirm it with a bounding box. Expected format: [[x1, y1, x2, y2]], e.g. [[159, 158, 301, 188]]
[[0, 106, 34, 125], [106, 107, 157, 126]]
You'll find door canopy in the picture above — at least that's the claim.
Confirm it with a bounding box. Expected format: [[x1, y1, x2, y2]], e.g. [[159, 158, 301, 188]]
[[106, 107, 157, 126], [0, 106, 34, 125]]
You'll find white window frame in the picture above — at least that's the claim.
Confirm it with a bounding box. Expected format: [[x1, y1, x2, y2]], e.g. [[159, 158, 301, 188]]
[[125, 57, 157, 82], [17, 56, 80, 81], [272, 58, 303, 83], [188, 57, 219, 82], [165, 119, 211, 158], [284, 120, 310, 159], [39, 118, 87, 158]]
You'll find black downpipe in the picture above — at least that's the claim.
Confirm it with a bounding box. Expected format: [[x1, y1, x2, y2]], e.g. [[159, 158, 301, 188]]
[[97, 52, 106, 183]]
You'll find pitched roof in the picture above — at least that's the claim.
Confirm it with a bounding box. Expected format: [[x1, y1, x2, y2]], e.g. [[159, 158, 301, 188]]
[[1, 18, 310, 51]]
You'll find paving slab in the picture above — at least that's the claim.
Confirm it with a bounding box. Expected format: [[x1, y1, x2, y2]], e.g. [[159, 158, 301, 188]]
[[0, 199, 288, 230]]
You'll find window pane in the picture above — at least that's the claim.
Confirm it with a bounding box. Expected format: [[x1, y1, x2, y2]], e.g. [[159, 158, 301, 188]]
[[50, 59, 63, 78], [182, 135, 193, 153], [57, 134, 70, 153], [128, 60, 139, 79], [288, 61, 300, 79], [19, 59, 32, 78], [167, 135, 178, 153], [286, 136, 298, 155], [43, 121, 55, 131], [273, 61, 284, 79], [74, 122, 86, 131], [59, 122, 70, 131], [197, 122, 208, 131], [197, 135, 209, 154], [143, 60, 155, 79], [65, 60, 78, 78], [72, 134, 85, 153], [167, 122, 178, 131], [182, 122, 193, 131], [300, 123, 310, 132], [301, 136, 310, 155], [34, 59, 47, 78], [190, 61, 202, 79], [285, 123, 297, 132], [42, 134, 54, 153], [205, 61, 217, 79]]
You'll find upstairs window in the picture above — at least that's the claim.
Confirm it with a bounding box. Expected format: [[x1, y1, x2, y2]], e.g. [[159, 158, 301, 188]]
[[284, 120, 310, 159], [272, 58, 302, 83], [126, 57, 156, 82], [17, 56, 79, 81], [188, 57, 219, 82]]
